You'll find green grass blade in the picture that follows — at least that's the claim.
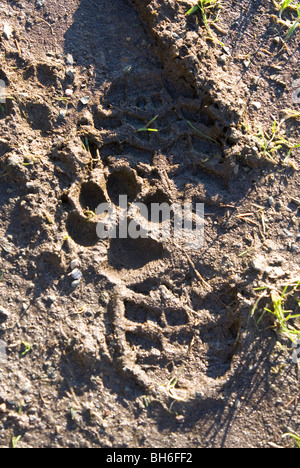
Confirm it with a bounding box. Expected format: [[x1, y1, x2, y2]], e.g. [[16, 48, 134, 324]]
[[285, 18, 300, 39], [187, 120, 217, 143], [186, 4, 200, 16], [137, 128, 159, 133], [146, 115, 159, 128], [137, 115, 159, 133]]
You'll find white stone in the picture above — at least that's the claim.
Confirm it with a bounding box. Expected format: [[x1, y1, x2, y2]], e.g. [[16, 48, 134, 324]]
[[251, 256, 267, 273], [65, 88, 73, 97], [252, 101, 262, 110], [3, 24, 12, 40], [70, 259, 81, 270], [71, 268, 83, 280]]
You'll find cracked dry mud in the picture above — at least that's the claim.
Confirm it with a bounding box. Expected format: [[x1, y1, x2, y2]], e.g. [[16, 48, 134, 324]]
[[0, 0, 299, 448]]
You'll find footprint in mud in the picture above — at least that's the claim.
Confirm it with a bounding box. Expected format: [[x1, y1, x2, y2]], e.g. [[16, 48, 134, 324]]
[[61, 0, 246, 404], [66, 211, 99, 248], [65, 162, 168, 269], [108, 236, 164, 270], [106, 285, 195, 397], [105, 283, 239, 403], [25, 101, 53, 135]]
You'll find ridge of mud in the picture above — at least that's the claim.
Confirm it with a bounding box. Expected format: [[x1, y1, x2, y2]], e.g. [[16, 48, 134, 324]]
[[128, 0, 265, 171]]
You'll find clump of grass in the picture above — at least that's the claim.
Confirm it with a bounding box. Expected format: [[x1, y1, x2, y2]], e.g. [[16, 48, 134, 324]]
[[254, 120, 293, 163], [249, 112, 300, 167], [252, 280, 300, 344], [185, 0, 225, 46], [186, 0, 220, 24]]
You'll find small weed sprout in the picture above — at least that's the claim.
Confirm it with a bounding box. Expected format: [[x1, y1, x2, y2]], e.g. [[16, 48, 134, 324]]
[[250, 112, 300, 166], [11, 435, 22, 448], [137, 115, 159, 133], [185, 0, 225, 46], [252, 280, 300, 344], [185, 0, 221, 25], [21, 341, 32, 357]]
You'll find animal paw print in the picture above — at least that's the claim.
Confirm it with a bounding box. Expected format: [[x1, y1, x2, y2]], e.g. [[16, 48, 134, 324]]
[[105, 281, 240, 403], [64, 153, 237, 403], [107, 284, 198, 400], [65, 162, 167, 269]]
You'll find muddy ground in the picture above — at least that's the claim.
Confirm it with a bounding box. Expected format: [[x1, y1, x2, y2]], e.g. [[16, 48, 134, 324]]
[[0, 0, 299, 448]]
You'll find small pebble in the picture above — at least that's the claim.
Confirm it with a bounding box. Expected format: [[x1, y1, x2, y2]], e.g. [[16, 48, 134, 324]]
[[70, 259, 81, 270], [218, 54, 227, 65], [268, 196, 275, 207], [265, 266, 285, 279], [0, 403, 7, 413], [252, 101, 262, 110], [65, 89, 73, 97], [65, 54, 74, 66], [26, 182, 38, 193], [3, 24, 12, 40], [71, 268, 83, 280], [175, 414, 185, 424], [282, 228, 293, 237], [150, 348, 161, 357], [251, 255, 267, 273], [80, 96, 90, 105], [71, 279, 81, 289]]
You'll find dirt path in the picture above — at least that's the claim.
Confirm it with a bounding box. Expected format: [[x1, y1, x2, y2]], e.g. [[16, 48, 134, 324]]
[[0, 0, 299, 448]]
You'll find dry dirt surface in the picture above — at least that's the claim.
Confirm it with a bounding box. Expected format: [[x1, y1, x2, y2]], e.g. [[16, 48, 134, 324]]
[[0, 0, 299, 448]]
